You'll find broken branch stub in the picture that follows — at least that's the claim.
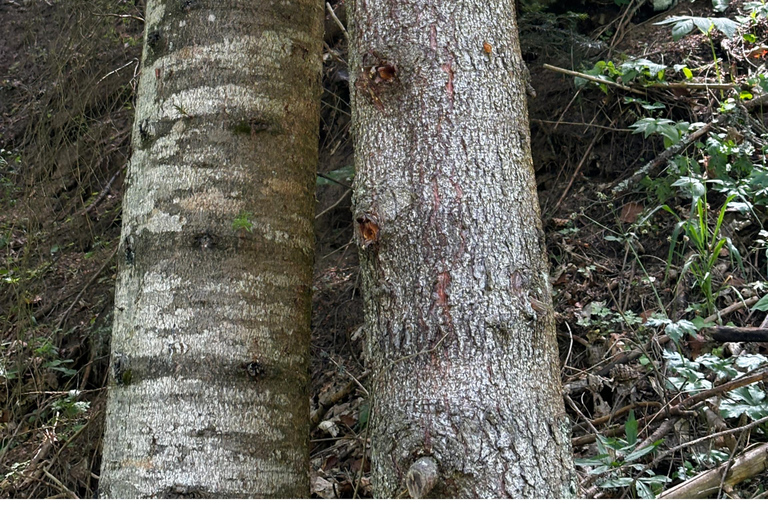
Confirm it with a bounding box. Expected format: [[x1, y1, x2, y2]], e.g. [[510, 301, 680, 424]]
[[405, 457, 438, 499]]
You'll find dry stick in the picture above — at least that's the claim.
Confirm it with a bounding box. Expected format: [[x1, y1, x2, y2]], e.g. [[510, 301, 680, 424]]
[[317, 172, 352, 189], [564, 394, 600, 436], [573, 365, 768, 447], [542, 63, 647, 96], [552, 130, 600, 212], [315, 189, 351, 219], [54, 245, 119, 334], [611, 121, 713, 194], [585, 401, 663, 428], [666, 415, 768, 456], [643, 81, 740, 90], [42, 468, 78, 499], [82, 168, 121, 216], [326, 2, 349, 41], [708, 325, 768, 343], [744, 92, 768, 109], [626, 418, 768, 498], [532, 119, 633, 132], [635, 417, 680, 452], [659, 443, 768, 499], [309, 370, 370, 430], [553, 88, 581, 131]]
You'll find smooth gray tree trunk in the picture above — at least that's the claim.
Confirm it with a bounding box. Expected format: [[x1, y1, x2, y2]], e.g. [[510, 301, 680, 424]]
[[100, 0, 322, 498], [349, 0, 576, 498]]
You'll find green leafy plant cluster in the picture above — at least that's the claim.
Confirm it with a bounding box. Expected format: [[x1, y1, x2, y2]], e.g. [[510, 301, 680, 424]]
[[575, 411, 669, 498], [665, 350, 768, 423]]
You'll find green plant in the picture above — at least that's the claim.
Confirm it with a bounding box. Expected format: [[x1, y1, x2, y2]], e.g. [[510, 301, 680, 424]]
[[741, 1, 768, 21], [655, 16, 740, 85], [661, 177, 743, 315], [575, 411, 669, 498], [51, 390, 90, 418], [630, 117, 692, 148], [317, 165, 354, 186], [645, 315, 701, 348], [232, 211, 254, 232], [665, 350, 768, 424], [578, 58, 669, 92]]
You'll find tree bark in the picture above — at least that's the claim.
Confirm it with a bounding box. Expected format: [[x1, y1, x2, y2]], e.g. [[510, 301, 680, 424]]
[[349, 0, 575, 498], [100, 0, 322, 498]]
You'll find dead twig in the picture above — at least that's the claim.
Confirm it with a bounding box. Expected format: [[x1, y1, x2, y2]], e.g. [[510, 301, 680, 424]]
[[326, 2, 349, 41], [611, 122, 713, 193], [572, 364, 768, 447], [55, 245, 119, 334], [659, 443, 768, 498], [316, 189, 351, 219], [82, 168, 122, 216], [551, 129, 601, 212], [310, 369, 370, 430], [543, 63, 647, 96]]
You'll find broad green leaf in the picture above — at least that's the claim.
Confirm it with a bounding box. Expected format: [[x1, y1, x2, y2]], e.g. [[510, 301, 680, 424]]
[[751, 294, 768, 311], [625, 442, 660, 462], [636, 480, 654, 499], [712, 18, 741, 38], [625, 410, 638, 445], [693, 17, 714, 34], [735, 353, 768, 370]]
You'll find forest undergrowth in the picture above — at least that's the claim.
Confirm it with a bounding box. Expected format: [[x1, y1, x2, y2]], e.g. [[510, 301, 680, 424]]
[[1, 0, 768, 499]]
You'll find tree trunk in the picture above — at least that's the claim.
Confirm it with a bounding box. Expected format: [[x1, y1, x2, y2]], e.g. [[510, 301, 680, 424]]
[[99, 1, 322, 498], [349, 0, 576, 498]]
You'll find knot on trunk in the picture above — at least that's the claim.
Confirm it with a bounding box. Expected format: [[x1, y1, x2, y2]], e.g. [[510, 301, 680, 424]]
[[405, 456, 438, 499]]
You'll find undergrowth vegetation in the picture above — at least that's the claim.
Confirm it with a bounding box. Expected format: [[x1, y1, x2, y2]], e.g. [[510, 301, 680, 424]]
[[547, 0, 768, 498], [1, 0, 767, 499]]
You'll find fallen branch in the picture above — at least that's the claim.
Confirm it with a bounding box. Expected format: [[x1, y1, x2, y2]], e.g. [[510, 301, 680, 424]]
[[543, 63, 647, 96], [611, 121, 713, 193], [659, 443, 768, 498], [708, 326, 768, 343], [572, 365, 768, 447]]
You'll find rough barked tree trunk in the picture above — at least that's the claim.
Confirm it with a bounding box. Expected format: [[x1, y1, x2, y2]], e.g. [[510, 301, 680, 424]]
[[100, 0, 322, 498], [350, 0, 576, 498]]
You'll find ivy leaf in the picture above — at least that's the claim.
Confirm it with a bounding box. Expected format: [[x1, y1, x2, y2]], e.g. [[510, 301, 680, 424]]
[[636, 480, 654, 500], [664, 319, 698, 344], [712, 0, 729, 12], [721, 385, 768, 419], [735, 353, 768, 370], [656, 16, 740, 40], [656, 16, 695, 40]]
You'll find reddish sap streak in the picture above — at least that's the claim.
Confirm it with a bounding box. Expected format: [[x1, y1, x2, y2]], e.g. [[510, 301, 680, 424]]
[[436, 271, 450, 307]]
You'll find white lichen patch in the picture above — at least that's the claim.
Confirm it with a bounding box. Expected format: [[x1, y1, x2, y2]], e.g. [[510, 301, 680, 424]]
[[142, 209, 186, 234], [160, 85, 277, 121], [144, 2, 165, 29]]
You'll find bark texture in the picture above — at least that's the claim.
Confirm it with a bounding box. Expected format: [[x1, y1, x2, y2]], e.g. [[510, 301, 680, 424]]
[[100, 0, 322, 498], [350, 0, 576, 498]]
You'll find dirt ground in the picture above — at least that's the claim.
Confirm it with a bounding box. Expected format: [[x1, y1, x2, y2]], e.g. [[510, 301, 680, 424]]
[[1, 0, 767, 499]]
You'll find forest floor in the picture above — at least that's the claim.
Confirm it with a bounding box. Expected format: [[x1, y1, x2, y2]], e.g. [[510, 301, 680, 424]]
[[2, 0, 768, 499]]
